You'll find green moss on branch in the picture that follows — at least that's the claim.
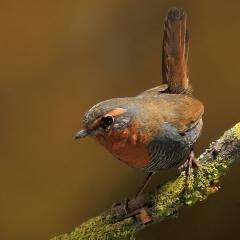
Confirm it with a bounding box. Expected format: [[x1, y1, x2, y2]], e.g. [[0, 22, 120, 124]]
[[51, 216, 136, 240]]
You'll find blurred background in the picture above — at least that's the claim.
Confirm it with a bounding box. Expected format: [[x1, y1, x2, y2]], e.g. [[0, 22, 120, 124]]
[[0, 0, 240, 239]]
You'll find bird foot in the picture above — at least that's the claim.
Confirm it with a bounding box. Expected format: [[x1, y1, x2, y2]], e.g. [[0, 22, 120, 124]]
[[111, 200, 153, 225], [178, 149, 202, 186]]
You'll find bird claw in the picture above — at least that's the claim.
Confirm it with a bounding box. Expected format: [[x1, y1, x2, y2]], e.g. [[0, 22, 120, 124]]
[[110, 198, 153, 225], [178, 149, 202, 187]]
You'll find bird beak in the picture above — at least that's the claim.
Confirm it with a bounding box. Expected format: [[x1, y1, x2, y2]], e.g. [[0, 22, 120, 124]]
[[75, 129, 92, 140]]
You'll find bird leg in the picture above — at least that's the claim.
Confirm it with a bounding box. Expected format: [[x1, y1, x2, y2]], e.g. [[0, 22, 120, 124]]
[[135, 172, 156, 197], [111, 172, 155, 215], [178, 148, 202, 185]]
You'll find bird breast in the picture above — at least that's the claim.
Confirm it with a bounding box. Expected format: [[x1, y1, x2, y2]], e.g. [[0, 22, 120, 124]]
[[95, 124, 151, 169]]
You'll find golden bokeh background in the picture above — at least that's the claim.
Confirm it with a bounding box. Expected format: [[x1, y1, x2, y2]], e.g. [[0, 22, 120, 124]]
[[1, 0, 240, 239]]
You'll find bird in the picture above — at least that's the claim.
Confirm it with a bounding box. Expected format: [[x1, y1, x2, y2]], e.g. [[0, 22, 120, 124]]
[[75, 7, 204, 197]]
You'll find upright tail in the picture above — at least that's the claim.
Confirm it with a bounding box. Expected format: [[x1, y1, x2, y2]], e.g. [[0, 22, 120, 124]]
[[162, 8, 190, 94]]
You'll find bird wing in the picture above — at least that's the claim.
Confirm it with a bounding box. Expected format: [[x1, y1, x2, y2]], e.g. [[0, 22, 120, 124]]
[[144, 95, 204, 172], [139, 94, 204, 134], [164, 95, 204, 133]]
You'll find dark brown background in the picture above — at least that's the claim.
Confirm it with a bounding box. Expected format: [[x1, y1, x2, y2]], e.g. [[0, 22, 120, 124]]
[[1, 0, 240, 239]]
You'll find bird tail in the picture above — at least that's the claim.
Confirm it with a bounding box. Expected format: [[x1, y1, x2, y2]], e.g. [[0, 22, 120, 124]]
[[162, 8, 190, 94]]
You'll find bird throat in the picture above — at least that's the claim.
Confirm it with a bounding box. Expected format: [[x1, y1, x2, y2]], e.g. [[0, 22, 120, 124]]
[[95, 125, 150, 169]]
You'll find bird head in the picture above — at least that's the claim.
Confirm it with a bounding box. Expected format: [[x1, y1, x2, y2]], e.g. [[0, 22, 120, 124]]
[[75, 98, 136, 140]]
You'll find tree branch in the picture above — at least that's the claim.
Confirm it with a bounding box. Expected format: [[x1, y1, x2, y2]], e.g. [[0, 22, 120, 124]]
[[50, 123, 240, 240]]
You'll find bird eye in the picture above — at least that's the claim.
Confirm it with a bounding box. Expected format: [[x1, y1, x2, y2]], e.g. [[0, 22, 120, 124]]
[[100, 115, 114, 130]]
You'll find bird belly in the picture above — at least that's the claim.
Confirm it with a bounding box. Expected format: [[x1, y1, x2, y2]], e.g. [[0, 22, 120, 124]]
[[95, 128, 151, 169], [109, 141, 150, 169]]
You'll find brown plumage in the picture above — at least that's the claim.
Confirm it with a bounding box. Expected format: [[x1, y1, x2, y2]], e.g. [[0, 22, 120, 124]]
[[75, 7, 204, 196], [162, 7, 189, 93]]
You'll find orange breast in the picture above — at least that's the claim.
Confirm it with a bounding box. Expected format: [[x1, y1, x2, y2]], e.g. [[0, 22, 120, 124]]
[[95, 125, 151, 169]]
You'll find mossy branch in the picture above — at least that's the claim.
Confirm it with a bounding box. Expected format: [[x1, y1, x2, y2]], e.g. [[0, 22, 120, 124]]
[[50, 123, 240, 240]]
